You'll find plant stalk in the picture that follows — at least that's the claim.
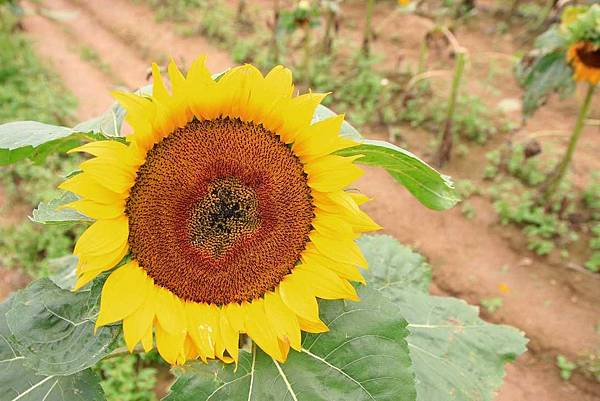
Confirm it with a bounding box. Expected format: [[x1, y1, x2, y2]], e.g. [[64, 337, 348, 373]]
[[361, 0, 375, 56], [435, 50, 466, 167], [541, 83, 596, 202], [302, 21, 312, 86], [272, 0, 281, 63]]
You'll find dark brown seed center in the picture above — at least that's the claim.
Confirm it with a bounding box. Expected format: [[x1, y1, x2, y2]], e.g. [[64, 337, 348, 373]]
[[577, 44, 600, 68], [125, 117, 315, 305]]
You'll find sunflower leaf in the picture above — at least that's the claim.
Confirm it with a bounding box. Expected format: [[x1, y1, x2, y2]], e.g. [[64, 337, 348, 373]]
[[359, 235, 528, 401], [338, 139, 459, 211], [357, 235, 431, 293], [0, 121, 111, 165], [166, 286, 416, 401], [515, 51, 576, 117], [73, 101, 126, 137], [31, 191, 92, 224], [47, 255, 79, 290], [0, 297, 106, 401], [5, 278, 120, 376]]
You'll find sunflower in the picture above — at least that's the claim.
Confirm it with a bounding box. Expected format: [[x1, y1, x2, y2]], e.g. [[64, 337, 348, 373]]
[[60, 56, 380, 365], [567, 41, 600, 85]]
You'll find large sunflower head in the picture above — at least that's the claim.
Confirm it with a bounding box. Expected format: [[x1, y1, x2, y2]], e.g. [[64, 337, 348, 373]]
[[60, 56, 380, 365], [564, 4, 600, 85]]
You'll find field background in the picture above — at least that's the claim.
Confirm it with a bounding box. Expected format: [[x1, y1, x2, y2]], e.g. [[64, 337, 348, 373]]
[[0, 0, 599, 400]]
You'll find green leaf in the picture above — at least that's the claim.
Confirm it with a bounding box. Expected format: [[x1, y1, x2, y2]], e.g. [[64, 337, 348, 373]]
[[47, 255, 78, 290], [360, 235, 528, 401], [0, 121, 87, 165], [357, 235, 431, 293], [73, 102, 126, 137], [0, 298, 106, 401], [339, 140, 459, 211], [516, 51, 575, 117], [5, 278, 120, 376], [31, 191, 92, 224], [165, 286, 416, 401]]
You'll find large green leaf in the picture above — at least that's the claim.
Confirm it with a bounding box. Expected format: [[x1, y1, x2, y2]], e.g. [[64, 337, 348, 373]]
[[339, 140, 459, 211], [47, 255, 78, 290], [5, 278, 120, 376], [30, 191, 92, 224], [0, 298, 106, 401], [359, 235, 528, 401], [164, 286, 416, 401], [313, 105, 458, 211], [516, 51, 575, 117], [358, 235, 431, 293]]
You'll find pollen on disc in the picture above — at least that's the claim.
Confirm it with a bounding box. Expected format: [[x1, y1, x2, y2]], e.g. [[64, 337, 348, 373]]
[[125, 118, 315, 305]]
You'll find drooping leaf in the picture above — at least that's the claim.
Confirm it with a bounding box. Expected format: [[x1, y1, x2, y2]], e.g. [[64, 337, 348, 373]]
[[31, 191, 92, 224], [339, 140, 459, 211], [0, 298, 106, 401], [515, 51, 575, 117], [5, 278, 120, 376], [47, 255, 79, 290], [359, 235, 528, 401], [357, 235, 431, 293], [165, 286, 416, 401]]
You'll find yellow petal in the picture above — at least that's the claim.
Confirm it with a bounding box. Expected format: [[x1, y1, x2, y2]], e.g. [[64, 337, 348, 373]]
[[298, 316, 329, 333], [141, 324, 154, 352], [185, 302, 217, 361], [309, 230, 368, 268], [76, 241, 128, 275], [61, 199, 124, 220], [264, 291, 301, 351], [123, 294, 156, 351], [74, 216, 128, 257], [293, 114, 358, 162], [96, 261, 152, 327], [155, 321, 186, 365], [59, 173, 126, 205], [301, 245, 365, 284], [262, 93, 327, 143], [79, 157, 136, 194], [279, 274, 320, 323], [245, 298, 284, 362], [306, 155, 364, 192], [295, 263, 359, 301], [223, 302, 246, 332], [154, 286, 187, 335], [219, 310, 239, 363]]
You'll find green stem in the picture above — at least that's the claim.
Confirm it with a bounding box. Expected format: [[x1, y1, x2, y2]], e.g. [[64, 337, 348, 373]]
[[436, 50, 466, 167], [542, 83, 596, 201], [302, 22, 312, 86], [362, 0, 375, 56]]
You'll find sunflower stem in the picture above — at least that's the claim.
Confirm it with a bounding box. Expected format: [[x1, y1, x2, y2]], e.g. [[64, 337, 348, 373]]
[[435, 49, 466, 167], [362, 0, 375, 56], [541, 83, 596, 203]]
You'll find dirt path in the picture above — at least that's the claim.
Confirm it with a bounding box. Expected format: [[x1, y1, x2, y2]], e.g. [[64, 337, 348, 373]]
[[12, 0, 599, 400]]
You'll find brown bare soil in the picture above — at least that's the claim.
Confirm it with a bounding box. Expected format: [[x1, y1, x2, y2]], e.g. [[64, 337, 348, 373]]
[[2, 0, 598, 399]]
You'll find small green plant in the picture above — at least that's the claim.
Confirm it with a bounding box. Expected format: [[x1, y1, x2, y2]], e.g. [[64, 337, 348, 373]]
[[481, 297, 503, 313], [556, 354, 576, 381], [96, 354, 159, 401]]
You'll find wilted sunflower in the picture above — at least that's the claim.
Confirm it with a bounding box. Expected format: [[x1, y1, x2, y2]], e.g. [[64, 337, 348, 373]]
[[567, 41, 600, 85], [60, 56, 380, 365]]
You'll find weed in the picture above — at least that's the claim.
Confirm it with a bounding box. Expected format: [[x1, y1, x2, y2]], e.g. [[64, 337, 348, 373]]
[[480, 297, 503, 313], [556, 354, 576, 381], [0, 7, 76, 124], [79, 46, 114, 78], [96, 354, 158, 401]]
